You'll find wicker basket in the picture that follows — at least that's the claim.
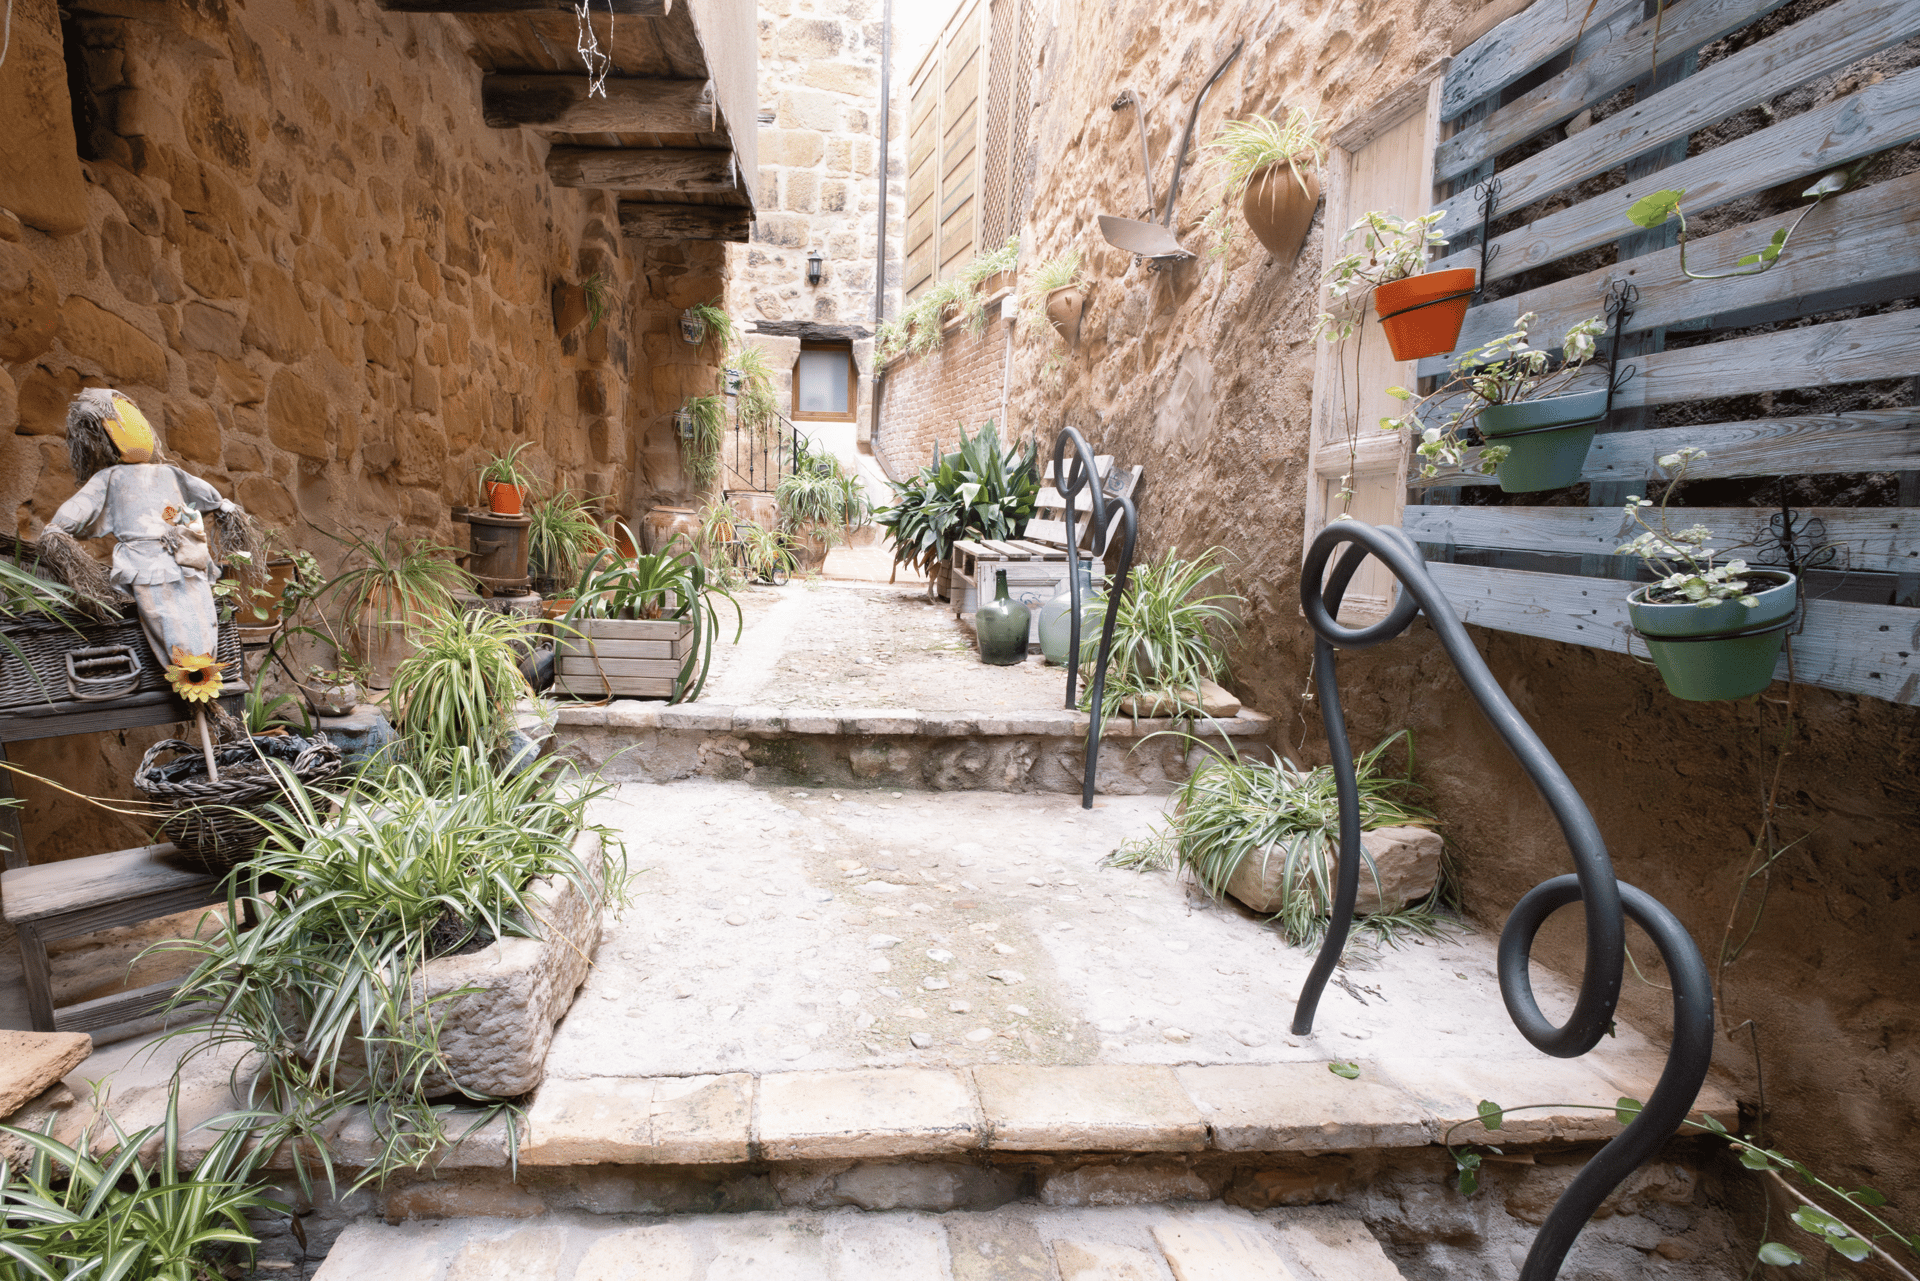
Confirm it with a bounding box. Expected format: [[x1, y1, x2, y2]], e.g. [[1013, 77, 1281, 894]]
[[0, 610, 243, 712], [134, 733, 345, 872]]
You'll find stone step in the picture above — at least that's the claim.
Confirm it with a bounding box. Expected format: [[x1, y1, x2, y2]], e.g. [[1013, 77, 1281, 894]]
[[310, 1203, 1408, 1281], [550, 703, 1270, 794]]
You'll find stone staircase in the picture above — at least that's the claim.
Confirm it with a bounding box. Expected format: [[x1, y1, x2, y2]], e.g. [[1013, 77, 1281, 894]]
[[313, 1203, 1407, 1280]]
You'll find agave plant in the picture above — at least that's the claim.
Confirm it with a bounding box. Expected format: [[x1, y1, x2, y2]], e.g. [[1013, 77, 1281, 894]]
[[567, 538, 741, 701], [874, 420, 1039, 576]]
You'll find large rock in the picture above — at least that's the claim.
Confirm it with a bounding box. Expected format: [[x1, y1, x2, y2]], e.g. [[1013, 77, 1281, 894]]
[[57, 297, 170, 387], [0, 241, 61, 363], [1224, 824, 1442, 916], [0, 1031, 91, 1119], [0, 0, 88, 235], [266, 367, 331, 459]]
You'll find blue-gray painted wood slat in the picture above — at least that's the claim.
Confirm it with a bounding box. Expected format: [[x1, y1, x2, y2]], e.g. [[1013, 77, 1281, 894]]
[[1442, 0, 1644, 119]]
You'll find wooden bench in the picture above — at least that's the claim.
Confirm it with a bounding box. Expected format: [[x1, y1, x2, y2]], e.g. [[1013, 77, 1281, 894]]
[[1, 843, 227, 1034], [1025, 457, 1144, 554]]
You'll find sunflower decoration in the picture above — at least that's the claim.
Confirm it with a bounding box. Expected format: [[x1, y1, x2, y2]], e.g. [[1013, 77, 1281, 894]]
[[165, 645, 227, 703]]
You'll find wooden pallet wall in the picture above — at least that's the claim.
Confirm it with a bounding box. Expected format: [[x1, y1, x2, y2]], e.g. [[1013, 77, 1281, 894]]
[[1405, 0, 1920, 704]]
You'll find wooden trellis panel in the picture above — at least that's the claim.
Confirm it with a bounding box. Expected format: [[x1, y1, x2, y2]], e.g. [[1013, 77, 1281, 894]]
[[1405, 0, 1920, 704]]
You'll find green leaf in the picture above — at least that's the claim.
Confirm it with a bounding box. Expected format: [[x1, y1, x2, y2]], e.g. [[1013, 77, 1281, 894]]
[[1737, 252, 1763, 267], [1850, 1186, 1887, 1207], [1791, 1205, 1848, 1238], [1833, 1234, 1872, 1263], [1626, 189, 1685, 229], [1739, 1147, 1777, 1170], [1328, 1060, 1360, 1080], [1757, 1242, 1804, 1266], [1702, 1114, 1727, 1134], [1478, 1099, 1504, 1131], [1614, 1096, 1643, 1126], [1455, 1151, 1482, 1196]]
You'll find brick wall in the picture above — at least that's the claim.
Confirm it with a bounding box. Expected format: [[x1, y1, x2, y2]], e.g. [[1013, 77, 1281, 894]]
[[872, 306, 1019, 479]]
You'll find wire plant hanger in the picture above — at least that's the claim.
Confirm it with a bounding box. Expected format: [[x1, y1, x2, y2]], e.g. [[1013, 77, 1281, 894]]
[[575, 0, 615, 98]]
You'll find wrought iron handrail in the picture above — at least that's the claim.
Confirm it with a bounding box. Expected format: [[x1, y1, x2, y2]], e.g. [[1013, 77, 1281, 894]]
[[721, 395, 800, 496], [1053, 426, 1138, 810], [1294, 520, 1715, 1281]]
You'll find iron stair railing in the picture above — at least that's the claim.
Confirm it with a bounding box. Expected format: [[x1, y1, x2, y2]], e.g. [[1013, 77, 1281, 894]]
[[1293, 519, 1715, 1281], [1053, 426, 1138, 810]]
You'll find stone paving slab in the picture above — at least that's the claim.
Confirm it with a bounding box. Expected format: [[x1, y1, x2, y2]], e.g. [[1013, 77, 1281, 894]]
[[974, 1065, 1209, 1152], [756, 1068, 979, 1159], [553, 702, 1271, 740], [312, 1203, 1404, 1281]]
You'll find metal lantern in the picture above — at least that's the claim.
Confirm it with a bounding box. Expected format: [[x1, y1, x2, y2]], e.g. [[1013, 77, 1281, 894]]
[[805, 250, 824, 287]]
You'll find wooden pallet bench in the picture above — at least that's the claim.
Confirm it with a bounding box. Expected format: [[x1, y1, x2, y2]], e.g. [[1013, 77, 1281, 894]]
[[951, 539, 1072, 645]]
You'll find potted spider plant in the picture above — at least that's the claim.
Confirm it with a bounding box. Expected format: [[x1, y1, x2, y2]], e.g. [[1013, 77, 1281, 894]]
[[777, 435, 870, 570], [1210, 107, 1328, 261], [316, 527, 473, 689], [479, 443, 537, 516], [1384, 311, 1609, 493], [681, 299, 733, 348], [527, 488, 609, 597], [677, 394, 728, 490], [960, 235, 1020, 298], [1079, 545, 1242, 718], [1615, 448, 1795, 702], [1317, 210, 1472, 360], [557, 531, 741, 702], [1025, 251, 1088, 346]]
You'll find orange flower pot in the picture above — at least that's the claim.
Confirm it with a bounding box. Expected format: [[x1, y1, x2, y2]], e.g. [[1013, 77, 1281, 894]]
[[485, 480, 525, 516], [1373, 268, 1477, 361]]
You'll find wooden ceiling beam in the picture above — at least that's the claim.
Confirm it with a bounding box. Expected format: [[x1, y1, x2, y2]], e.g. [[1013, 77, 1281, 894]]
[[546, 146, 737, 193], [483, 75, 714, 132], [378, 0, 669, 14], [618, 201, 752, 241]]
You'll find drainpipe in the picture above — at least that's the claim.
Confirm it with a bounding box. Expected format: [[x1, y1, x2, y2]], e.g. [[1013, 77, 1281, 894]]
[[867, 0, 893, 469]]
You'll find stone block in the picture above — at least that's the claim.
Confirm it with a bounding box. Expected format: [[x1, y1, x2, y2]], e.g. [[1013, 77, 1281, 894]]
[[242, 264, 319, 362], [520, 1074, 752, 1164], [0, 241, 60, 362], [821, 1213, 950, 1281], [573, 1223, 700, 1281], [1268, 1207, 1407, 1280], [704, 1216, 831, 1278], [945, 1213, 1053, 1281], [100, 220, 158, 304], [443, 1224, 572, 1280], [383, 1178, 547, 1222], [826, 1161, 1020, 1212], [1224, 825, 1441, 916], [800, 61, 880, 97], [310, 1222, 472, 1280], [974, 1065, 1207, 1151], [660, 705, 733, 731], [757, 212, 812, 249], [1039, 1159, 1221, 1207], [732, 706, 787, 734], [1050, 1239, 1161, 1281], [0, 366, 16, 432], [775, 17, 845, 61], [1177, 1062, 1431, 1152], [1594, 1054, 1741, 1132], [0, 0, 87, 235], [178, 302, 244, 359], [1375, 1054, 1639, 1145], [555, 705, 610, 729], [58, 298, 169, 387], [0, 1031, 90, 1120], [1151, 1217, 1303, 1279], [177, 223, 245, 300], [267, 368, 331, 460], [17, 369, 88, 438], [756, 1068, 978, 1158], [166, 402, 223, 466], [843, 710, 922, 736], [1224, 1158, 1360, 1209]]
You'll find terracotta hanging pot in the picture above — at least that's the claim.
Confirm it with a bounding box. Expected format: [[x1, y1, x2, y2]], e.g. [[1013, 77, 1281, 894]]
[[1044, 286, 1085, 345], [1241, 160, 1321, 261], [1373, 268, 1477, 361], [641, 505, 700, 554], [552, 282, 589, 337], [484, 480, 526, 516]]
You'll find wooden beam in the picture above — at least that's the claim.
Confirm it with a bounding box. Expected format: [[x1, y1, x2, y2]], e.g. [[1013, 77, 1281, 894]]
[[378, 0, 669, 13], [546, 146, 736, 192], [617, 201, 751, 241], [482, 75, 713, 132]]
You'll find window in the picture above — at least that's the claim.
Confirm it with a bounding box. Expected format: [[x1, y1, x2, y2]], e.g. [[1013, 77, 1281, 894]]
[[792, 343, 856, 422]]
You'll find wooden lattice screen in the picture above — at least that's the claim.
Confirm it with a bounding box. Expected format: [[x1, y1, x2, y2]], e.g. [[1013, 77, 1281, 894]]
[[1405, 0, 1920, 704]]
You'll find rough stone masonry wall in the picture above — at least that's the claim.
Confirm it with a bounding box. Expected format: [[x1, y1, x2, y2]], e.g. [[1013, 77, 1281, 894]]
[[986, 0, 1920, 1258], [873, 307, 1015, 480], [0, 0, 720, 861]]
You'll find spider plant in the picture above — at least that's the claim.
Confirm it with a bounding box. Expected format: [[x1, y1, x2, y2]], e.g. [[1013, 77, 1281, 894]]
[[387, 607, 543, 768], [958, 235, 1019, 289], [527, 488, 609, 586], [678, 394, 729, 487], [1022, 250, 1087, 323], [1114, 733, 1449, 948], [0, 552, 85, 696], [478, 442, 538, 496], [738, 521, 794, 583], [1080, 546, 1241, 718], [154, 752, 622, 1194], [777, 436, 869, 540], [567, 538, 741, 701], [316, 526, 471, 634], [0, 1088, 285, 1280], [581, 271, 612, 332], [729, 345, 781, 443], [685, 299, 735, 350], [1207, 106, 1328, 200]]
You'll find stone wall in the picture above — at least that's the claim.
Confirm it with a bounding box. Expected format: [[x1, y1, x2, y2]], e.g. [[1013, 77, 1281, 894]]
[[891, 0, 1920, 1250], [873, 301, 1017, 481], [0, 0, 722, 860]]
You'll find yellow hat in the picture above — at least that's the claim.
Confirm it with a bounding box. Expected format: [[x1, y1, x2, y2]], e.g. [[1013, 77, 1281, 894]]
[[104, 392, 157, 463]]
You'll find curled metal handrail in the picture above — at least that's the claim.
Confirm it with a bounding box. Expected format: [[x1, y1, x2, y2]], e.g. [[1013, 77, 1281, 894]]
[[1293, 520, 1714, 1281], [1052, 426, 1138, 809]]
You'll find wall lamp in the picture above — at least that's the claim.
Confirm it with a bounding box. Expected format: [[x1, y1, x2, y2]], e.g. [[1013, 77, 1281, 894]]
[[806, 250, 825, 287]]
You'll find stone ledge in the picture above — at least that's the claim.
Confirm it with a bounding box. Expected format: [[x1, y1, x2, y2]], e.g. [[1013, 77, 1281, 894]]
[[550, 703, 1272, 739], [755, 1068, 979, 1159], [973, 1065, 1210, 1152]]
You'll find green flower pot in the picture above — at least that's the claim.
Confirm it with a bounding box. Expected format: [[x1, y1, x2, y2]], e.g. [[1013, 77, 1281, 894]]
[[1628, 571, 1796, 702], [1478, 388, 1609, 493]]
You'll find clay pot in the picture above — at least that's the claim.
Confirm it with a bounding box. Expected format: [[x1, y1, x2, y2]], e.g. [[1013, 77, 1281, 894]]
[[552, 282, 589, 337], [1629, 572, 1796, 702], [484, 481, 525, 516], [641, 505, 700, 554], [978, 269, 1016, 298], [301, 680, 360, 718], [237, 557, 297, 627], [728, 490, 778, 533], [1373, 268, 1477, 361], [1044, 286, 1085, 345], [1241, 161, 1321, 261], [1477, 388, 1610, 493]]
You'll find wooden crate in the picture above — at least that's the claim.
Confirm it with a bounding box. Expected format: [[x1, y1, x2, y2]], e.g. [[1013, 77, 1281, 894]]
[[951, 540, 1070, 645], [552, 618, 693, 699]]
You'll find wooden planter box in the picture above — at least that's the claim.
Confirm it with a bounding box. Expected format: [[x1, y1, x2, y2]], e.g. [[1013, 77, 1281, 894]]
[[552, 617, 693, 699]]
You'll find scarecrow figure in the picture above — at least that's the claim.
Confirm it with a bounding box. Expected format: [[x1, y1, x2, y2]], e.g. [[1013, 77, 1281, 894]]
[[38, 389, 261, 769]]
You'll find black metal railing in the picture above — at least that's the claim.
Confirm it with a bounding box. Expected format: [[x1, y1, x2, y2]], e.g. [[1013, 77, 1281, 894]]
[[1054, 426, 1138, 809], [721, 395, 800, 496], [1293, 520, 1715, 1280]]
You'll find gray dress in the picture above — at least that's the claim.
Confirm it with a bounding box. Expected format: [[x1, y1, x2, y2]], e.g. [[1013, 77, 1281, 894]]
[[48, 463, 237, 671]]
